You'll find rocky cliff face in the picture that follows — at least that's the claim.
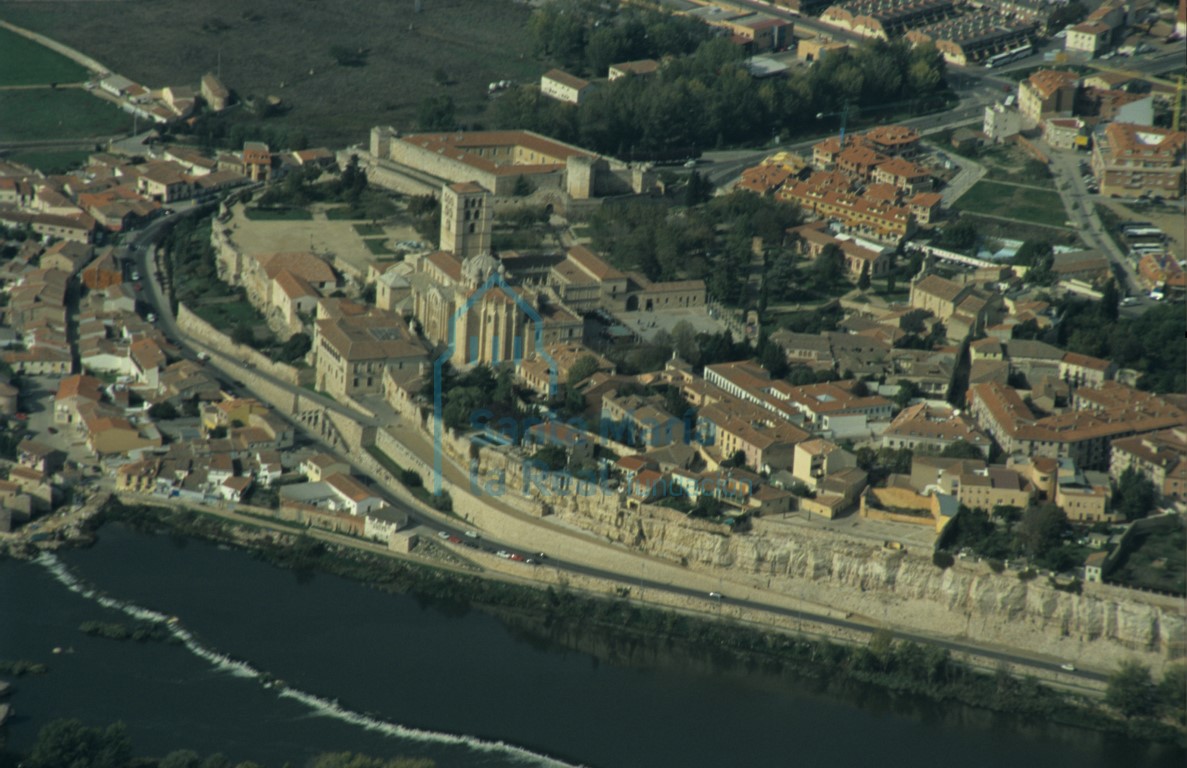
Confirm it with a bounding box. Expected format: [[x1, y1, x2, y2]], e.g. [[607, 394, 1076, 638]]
[[550, 494, 1184, 669]]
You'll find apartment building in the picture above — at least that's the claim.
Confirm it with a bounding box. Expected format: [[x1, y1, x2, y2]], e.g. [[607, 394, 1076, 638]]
[[704, 360, 892, 437], [1090, 122, 1186, 200], [957, 466, 1034, 511], [820, 0, 955, 40], [1066, 21, 1111, 57], [968, 380, 1187, 469], [698, 401, 809, 472], [313, 308, 428, 399], [881, 402, 992, 457], [1110, 427, 1187, 501], [905, 12, 1036, 66], [1018, 69, 1080, 128]]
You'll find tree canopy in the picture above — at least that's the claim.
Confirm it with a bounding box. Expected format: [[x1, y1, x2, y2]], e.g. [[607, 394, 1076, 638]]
[[504, 4, 949, 158]]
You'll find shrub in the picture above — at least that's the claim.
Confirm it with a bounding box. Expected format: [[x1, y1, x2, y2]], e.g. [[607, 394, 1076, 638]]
[[988, 559, 1005, 574], [932, 551, 954, 569]]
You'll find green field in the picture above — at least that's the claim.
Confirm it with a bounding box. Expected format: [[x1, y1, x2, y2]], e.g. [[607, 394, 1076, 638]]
[[0, 27, 88, 86], [0, 0, 539, 145], [363, 238, 395, 255], [6, 148, 93, 173], [0, 88, 130, 141], [954, 180, 1069, 228], [352, 223, 384, 237]]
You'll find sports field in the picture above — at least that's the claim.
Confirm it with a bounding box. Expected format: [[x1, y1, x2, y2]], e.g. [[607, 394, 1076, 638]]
[[0, 26, 88, 86]]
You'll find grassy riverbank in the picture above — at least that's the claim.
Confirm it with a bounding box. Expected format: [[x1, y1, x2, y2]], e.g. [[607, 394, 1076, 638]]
[[92, 499, 1186, 746]]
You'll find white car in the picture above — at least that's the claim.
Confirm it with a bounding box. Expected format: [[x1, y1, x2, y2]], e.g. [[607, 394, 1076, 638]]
[[1060, 663, 1076, 672], [464, 530, 480, 539]]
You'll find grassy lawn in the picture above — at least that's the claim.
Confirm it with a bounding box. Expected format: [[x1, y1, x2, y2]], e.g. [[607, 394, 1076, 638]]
[[0, 88, 131, 141], [352, 223, 385, 237], [243, 206, 313, 221], [325, 192, 400, 221], [324, 207, 357, 221], [0, 27, 89, 86], [192, 299, 267, 330], [363, 238, 395, 255], [7, 148, 93, 174], [954, 180, 1068, 228], [0, 0, 538, 146]]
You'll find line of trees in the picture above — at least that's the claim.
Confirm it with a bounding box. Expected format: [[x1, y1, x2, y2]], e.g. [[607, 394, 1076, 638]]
[[7, 717, 436, 768], [500, 2, 949, 157]]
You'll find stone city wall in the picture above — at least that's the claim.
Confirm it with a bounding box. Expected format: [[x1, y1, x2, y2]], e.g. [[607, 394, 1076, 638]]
[[451, 431, 1184, 668], [175, 303, 305, 387]]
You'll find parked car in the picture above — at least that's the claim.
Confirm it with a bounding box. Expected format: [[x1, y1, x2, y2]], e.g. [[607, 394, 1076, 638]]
[[1061, 663, 1076, 672], [464, 530, 480, 539], [496, 550, 511, 559], [437, 531, 450, 540], [509, 553, 525, 562], [708, 592, 723, 600]]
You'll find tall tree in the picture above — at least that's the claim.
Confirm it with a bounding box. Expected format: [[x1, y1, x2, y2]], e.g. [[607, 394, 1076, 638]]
[[1106, 660, 1159, 717], [1099, 278, 1120, 322], [1016, 503, 1067, 558]]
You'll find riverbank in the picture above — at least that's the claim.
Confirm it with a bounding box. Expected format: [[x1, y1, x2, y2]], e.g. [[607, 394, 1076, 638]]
[[80, 499, 1186, 748]]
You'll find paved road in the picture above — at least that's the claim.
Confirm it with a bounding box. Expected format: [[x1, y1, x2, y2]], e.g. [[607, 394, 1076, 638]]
[[1044, 145, 1142, 295]]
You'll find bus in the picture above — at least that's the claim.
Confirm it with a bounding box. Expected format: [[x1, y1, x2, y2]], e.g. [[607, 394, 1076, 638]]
[[1122, 227, 1164, 238], [985, 44, 1033, 69]]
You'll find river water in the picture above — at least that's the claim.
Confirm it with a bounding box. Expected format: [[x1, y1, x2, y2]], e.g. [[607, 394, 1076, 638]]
[[0, 524, 1182, 767]]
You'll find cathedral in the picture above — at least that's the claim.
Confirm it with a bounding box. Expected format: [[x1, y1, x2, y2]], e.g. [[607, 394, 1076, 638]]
[[407, 182, 582, 369]]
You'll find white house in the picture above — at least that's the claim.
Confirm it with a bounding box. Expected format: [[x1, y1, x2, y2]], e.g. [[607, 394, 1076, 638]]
[[324, 472, 383, 516]]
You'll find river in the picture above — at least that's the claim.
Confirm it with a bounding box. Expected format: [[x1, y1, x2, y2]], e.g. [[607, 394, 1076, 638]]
[[0, 524, 1181, 767]]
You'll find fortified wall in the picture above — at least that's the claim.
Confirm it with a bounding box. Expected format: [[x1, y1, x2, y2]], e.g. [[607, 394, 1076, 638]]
[[175, 303, 309, 386], [444, 430, 1186, 669]]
